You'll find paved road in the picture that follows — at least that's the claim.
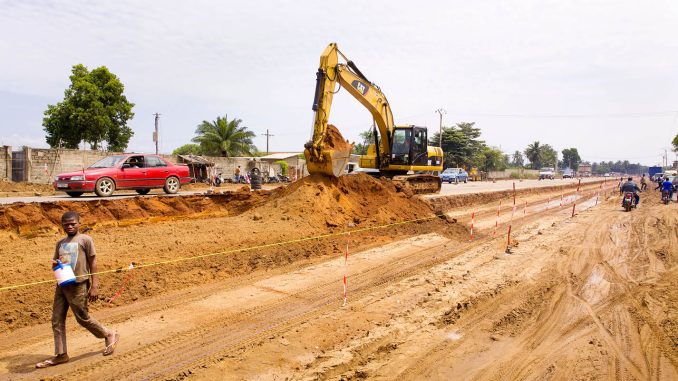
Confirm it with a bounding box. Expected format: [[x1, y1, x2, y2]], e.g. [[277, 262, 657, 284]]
[[432, 177, 607, 197]]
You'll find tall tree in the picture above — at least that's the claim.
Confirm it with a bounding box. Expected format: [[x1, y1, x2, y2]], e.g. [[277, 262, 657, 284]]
[[673, 133, 678, 152], [43, 64, 135, 151], [511, 150, 524, 167], [524, 141, 543, 169], [430, 122, 485, 169], [541, 144, 557, 168], [561, 148, 582, 170], [192, 115, 256, 157]]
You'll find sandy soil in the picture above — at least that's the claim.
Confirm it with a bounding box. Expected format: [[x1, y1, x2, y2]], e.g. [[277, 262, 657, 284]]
[[0, 175, 675, 380], [0, 180, 55, 197]]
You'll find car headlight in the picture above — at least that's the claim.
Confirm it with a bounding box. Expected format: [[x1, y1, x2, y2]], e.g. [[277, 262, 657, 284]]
[[70, 175, 85, 181]]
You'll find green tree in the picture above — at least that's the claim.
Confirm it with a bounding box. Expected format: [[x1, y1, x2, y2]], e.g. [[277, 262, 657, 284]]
[[524, 141, 543, 169], [541, 144, 557, 168], [430, 122, 485, 169], [561, 148, 582, 170], [478, 146, 507, 172], [192, 115, 257, 157], [352, 128, 376, 155], [172, 144, 203, 155], [43, 64, 135, 151], [511, 150, 524, 167], [673, 133, 678, 151]]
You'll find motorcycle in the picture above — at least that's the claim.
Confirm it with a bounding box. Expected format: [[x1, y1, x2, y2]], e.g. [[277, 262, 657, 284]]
[[661, 190, 671, 205], [622, 192, 636, 212]]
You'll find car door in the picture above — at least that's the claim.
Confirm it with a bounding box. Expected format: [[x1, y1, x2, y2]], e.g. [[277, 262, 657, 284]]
[[120, 155, 149, 189], [144, 155, 170, 187]]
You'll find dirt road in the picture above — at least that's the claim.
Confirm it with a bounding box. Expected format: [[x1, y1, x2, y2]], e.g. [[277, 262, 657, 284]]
[[0, 177, 675, 380]]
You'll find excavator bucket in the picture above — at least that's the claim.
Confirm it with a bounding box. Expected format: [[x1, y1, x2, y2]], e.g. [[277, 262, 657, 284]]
[[304, 147, 353, 177], [304, 124, 354, 177]]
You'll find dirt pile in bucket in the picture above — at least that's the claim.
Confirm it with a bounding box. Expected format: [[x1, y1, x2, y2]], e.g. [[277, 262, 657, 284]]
[[323, 124, 353, 152]]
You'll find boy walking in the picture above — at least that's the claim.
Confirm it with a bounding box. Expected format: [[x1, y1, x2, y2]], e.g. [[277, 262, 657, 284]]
[[36, 211, 119, 368]]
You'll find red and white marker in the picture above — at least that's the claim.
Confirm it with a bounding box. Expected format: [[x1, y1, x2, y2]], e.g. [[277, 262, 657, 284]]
[[343, 232, 350, 306], [493, 200, 502, 236]]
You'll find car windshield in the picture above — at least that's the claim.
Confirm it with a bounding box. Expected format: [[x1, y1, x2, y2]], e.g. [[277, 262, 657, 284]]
[[442, 169, 455, 174], [89, 155, 126, 168]]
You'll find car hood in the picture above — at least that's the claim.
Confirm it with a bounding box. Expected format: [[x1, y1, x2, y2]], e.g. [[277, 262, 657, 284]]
[[56, 168, 113, 178]]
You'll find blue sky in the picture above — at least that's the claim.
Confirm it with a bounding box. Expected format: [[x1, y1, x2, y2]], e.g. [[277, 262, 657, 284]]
[[1, 0, 677, 165]]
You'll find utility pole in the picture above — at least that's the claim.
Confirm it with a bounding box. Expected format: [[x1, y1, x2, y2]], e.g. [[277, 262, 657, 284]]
[[153, 113, 161, 154], [262, 129, 274, 155], [435, 108, 446, 147]]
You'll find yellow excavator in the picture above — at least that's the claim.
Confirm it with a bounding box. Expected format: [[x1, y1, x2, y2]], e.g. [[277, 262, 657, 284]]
[[303, 43, 444, 194]]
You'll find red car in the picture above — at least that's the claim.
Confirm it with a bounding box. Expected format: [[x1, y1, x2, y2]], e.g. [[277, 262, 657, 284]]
[[53, 154, 192, 197]]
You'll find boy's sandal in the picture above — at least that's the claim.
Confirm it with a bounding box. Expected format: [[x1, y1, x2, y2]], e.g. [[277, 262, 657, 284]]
[[35, 357, 68, 368], [103, 333, 120, 356]]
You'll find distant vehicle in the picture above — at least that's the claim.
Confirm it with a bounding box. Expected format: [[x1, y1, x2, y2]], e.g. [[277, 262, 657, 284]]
[[652, 173, 665, 182], [603, 173, 611, 177], [562, 168, 575, 179], [539, 167, 555, 180], [440, 168, 469, 184], [53, 154, 192, 197], [648, 166, 663, 179]]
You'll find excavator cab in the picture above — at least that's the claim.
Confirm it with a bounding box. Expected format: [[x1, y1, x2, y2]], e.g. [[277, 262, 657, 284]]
[[390, 126, 429, 167]]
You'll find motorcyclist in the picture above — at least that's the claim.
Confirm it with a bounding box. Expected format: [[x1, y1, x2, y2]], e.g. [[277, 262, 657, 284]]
[[661, 177, 674, 201], [620, 177, 641, 206]]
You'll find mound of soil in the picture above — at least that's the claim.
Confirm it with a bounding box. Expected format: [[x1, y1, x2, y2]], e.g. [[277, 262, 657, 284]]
[[261, 174, 432, 229]]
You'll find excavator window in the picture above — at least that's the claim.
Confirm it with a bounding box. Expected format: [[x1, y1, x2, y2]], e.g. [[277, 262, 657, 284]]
[[392, 129, 411, 156], [412, 128, 428, 165]]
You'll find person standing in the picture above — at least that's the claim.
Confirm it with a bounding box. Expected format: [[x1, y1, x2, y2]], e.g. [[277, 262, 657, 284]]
[[234, 165, 241, 182], [36, 211, 119, 368]]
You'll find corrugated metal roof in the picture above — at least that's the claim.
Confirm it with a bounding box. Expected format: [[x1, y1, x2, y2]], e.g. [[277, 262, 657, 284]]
[[258, 152, 302, 160], [177, 154, 214, 165]]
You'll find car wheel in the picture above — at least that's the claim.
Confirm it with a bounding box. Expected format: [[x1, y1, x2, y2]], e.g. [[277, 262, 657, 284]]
[[136, 189, 151, 195], [163, 176, 180, 194], [66, 192, 83, 198], [94, 177, 115, 197]]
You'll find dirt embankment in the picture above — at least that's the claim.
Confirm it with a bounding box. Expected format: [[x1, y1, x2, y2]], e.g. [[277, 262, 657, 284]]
[[0, 174, 464, 332]]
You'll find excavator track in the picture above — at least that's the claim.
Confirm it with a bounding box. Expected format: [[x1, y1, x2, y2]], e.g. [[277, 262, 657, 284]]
[[392, 174, 442, 195]]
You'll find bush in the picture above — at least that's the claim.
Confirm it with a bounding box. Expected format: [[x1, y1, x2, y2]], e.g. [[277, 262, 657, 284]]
[[276, 160, 288, 176]]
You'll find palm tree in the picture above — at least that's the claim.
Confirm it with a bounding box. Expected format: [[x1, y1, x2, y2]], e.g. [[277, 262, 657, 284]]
[[192, 115, 257, 157], [524, 141, 543, 169]]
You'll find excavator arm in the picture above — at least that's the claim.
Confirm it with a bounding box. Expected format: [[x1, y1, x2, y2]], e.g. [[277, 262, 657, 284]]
[[305, 43, 394, 176]]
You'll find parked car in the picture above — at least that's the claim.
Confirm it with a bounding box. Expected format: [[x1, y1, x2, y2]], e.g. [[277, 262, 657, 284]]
[[440, 168, 468, 184], [53, 154, 192, 197], [539, 167, 555, 180]]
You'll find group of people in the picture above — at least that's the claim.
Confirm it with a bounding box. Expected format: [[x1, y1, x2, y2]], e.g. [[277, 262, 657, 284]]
[[621, 174, 676, 206]]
